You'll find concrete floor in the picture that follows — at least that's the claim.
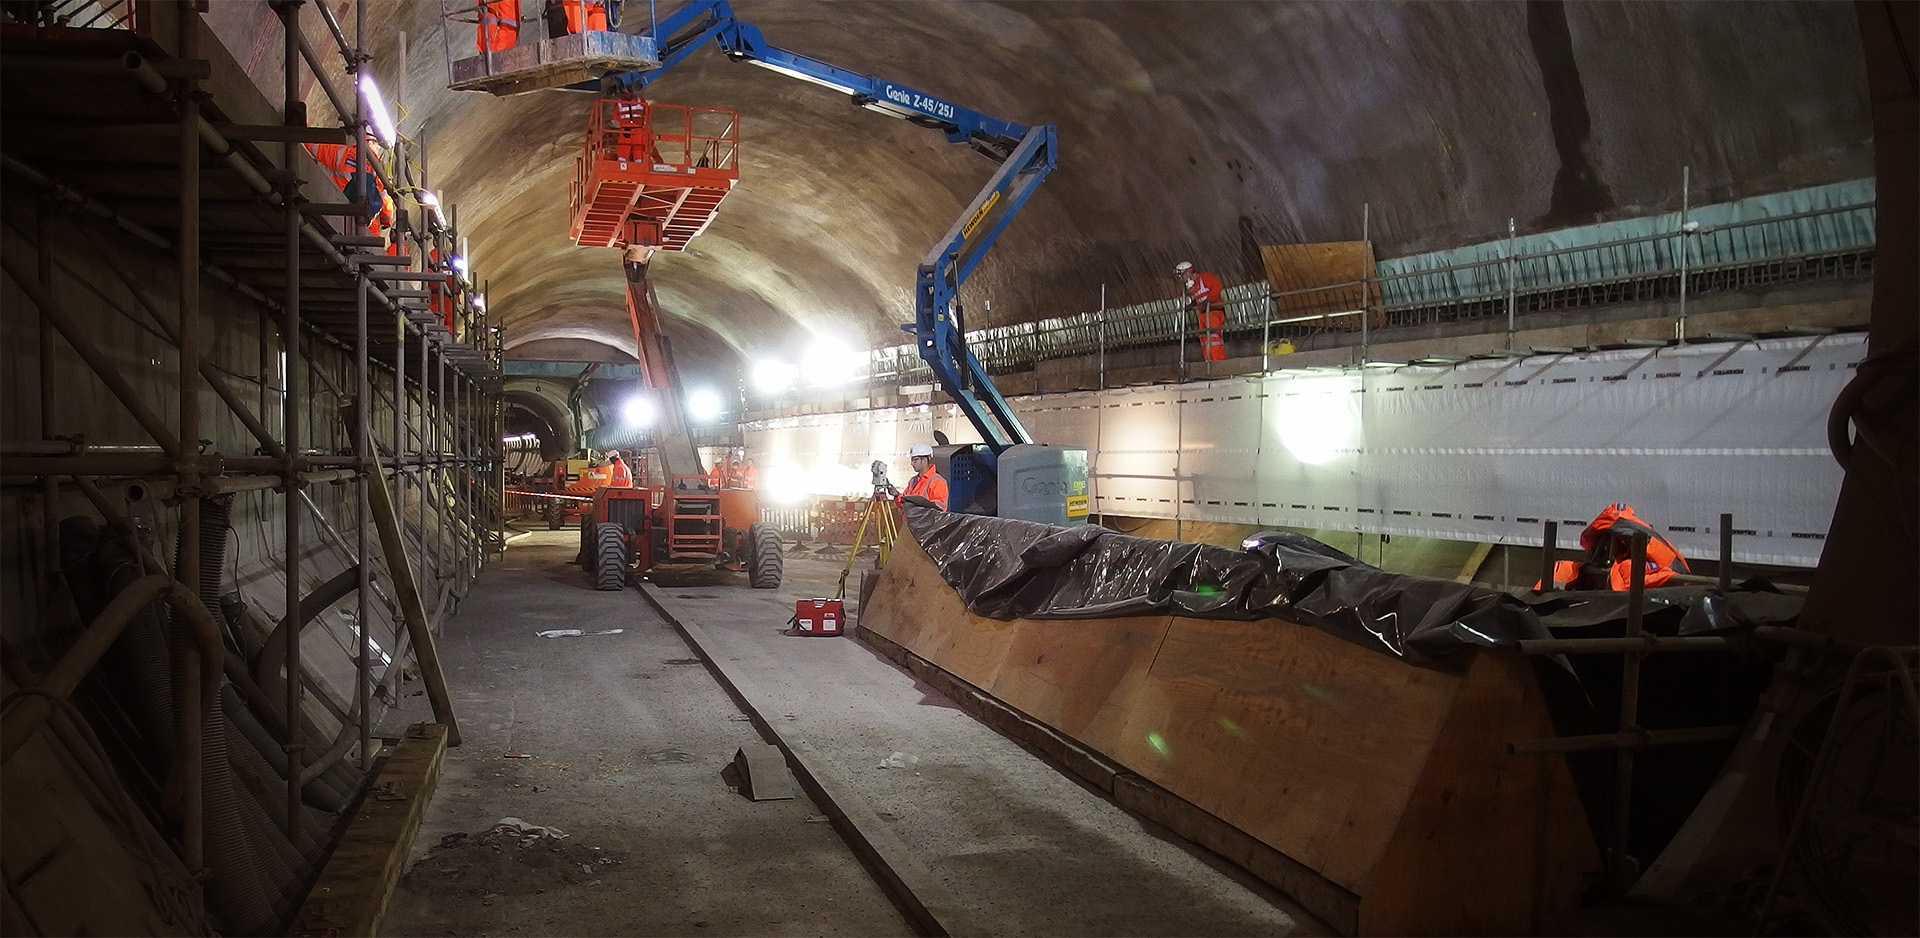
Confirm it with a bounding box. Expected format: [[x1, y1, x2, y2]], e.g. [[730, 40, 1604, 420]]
[[378, 528, 1324, 936]]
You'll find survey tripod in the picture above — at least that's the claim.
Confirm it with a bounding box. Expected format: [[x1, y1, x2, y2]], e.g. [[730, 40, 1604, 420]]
[[836, 466, 904, 601]]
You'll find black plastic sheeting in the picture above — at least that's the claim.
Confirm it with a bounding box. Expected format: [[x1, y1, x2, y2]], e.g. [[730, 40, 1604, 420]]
[[902, 506, 1804, 670]]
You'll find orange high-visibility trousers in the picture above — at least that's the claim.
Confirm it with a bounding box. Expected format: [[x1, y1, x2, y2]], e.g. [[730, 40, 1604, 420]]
[[1197, 304, 1226, 361]]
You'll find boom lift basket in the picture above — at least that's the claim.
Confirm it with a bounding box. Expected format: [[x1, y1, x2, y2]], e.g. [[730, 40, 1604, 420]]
[[569, 97, 740, 249], [442, 1, 661, 96]]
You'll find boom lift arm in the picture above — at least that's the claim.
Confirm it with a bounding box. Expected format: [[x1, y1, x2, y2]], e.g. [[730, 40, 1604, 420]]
[[603, 0, 1056, 453]]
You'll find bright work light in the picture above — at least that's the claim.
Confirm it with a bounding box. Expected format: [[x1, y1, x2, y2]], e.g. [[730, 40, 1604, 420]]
[[622, 396, 655, 428], [751, 359, 798, 394], [687, 388, 723, 423], [359, 74, 397, 147]]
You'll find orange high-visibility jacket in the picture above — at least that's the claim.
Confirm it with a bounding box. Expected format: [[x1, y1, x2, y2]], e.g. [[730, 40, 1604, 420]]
[[477, 0, 520, 51], [1537, 503, 1691, 590], [306, 143, 357, 188], [608, 457, 632, 487], [1581, 503, 1690, 590], [1185, 269, 1225, 323], [900, 465, 950, 511], [562, 0, 607, 32]]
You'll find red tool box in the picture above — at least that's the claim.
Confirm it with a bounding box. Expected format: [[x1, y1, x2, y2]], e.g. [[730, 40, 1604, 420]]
[[793, 598, 843, 637]]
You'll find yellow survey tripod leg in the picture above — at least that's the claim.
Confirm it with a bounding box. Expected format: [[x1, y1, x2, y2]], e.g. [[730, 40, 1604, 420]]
[[836, 491, 899, 600]]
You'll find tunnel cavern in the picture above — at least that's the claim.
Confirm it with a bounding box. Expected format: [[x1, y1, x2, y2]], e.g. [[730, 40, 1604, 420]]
[[1, 2, 1913, 936]]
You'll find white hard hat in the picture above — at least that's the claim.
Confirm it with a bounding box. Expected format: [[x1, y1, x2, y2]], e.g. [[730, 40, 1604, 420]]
[[908, 442, 933, 458], [1174, 260, 1193, 274]]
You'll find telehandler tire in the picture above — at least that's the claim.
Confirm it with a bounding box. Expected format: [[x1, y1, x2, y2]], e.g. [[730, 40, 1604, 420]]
[[592, 522, 629, 591], [747, 523, 783, 589]]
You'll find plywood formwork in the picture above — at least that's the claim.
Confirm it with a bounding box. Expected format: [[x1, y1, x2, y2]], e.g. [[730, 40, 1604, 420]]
[[1258, 241, 1383, 330], [859, 532, 1598, 936]]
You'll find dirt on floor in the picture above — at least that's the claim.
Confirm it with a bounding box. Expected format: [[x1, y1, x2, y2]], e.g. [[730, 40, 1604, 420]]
[[400, 818, 627, 902]]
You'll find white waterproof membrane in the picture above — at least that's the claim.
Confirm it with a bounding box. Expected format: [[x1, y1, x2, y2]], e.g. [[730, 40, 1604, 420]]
[[746, 334, 1861, 567]]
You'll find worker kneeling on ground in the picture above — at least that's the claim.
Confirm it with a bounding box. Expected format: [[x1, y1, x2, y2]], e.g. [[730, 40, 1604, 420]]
[[898, 442, 948, 511], [1538, 502, 1691, 590]]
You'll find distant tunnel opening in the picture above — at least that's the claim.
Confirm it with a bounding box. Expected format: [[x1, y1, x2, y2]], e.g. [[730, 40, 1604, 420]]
[[502, 388, 578, 474]]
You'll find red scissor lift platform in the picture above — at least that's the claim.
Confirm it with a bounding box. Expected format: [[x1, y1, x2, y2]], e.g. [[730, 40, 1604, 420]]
[[570, 97, 740, 250]]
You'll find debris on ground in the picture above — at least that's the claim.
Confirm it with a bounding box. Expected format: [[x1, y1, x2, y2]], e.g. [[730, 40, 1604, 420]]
[[535, 628, 625, 638], [877, 751, 919, 770], [400, 817, 624, 899]]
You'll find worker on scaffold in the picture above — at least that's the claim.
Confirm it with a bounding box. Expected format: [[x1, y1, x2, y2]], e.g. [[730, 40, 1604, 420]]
[[1175, 260, 1227, 362], [898, 442, 949, 511]]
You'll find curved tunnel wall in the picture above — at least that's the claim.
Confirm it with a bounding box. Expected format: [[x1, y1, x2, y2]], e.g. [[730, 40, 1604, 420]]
[[203, 1, 1871, 382]]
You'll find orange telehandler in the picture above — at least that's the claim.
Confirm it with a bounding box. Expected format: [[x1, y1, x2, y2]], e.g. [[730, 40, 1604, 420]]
[[569, 97, 781, 590]]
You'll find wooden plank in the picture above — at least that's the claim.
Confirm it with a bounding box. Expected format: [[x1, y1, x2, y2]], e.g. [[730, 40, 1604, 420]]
[[1113, 615, 1457, 890], [291, 723, 448, 937], [1258, 241, 1384, 329], [1112, 774, 1361, 936], [1359, 652, 1599, 935], [988, 611, 1166, 740], [364, 450, 462, 744]]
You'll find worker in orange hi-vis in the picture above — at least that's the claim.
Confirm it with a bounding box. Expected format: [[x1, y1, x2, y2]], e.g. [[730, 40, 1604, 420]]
[[1175, 260, 1227, 362], [366, 179, 394, 239], [306, 142, 355, 195], [546, 0, 609, 37], [476, 0, 520, 52], [606, 449, 633, 487], [1535, 502, 1692, 591], [422, 246, 451, 330], [898, 442, 949, 511]]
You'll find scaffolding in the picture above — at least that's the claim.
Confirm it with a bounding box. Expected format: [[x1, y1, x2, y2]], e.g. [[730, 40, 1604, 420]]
[[1, 1, 498, 932]]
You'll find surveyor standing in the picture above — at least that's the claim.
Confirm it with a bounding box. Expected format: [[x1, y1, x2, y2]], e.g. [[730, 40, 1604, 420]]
[[899, 442, 949, 511]]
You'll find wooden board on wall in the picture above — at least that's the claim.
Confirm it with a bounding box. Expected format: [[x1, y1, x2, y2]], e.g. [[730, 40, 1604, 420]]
[[1259, 241, 1383, 329], [859, 531, 1597, 935], [1358, 651, 1598, 935]]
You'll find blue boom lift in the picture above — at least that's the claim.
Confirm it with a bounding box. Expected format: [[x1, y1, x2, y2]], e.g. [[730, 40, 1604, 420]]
[[448, 0, 1090, 524]]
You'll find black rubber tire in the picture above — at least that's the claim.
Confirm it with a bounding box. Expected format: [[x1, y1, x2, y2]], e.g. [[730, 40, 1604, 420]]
[[747, 523, 783, 589], [545, 500, 565, 530], [592, 522, 629, 591]]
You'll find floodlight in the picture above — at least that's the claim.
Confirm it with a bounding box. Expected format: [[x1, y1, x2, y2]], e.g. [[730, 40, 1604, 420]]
[[622, 396, 655, 427], [687, 388, 723, 423], [751, 359, 798, 394], [359, 73, 397, 147]]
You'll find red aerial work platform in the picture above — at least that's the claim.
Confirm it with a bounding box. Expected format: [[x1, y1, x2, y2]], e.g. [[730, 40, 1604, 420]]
[[570, 97, 739, 250]]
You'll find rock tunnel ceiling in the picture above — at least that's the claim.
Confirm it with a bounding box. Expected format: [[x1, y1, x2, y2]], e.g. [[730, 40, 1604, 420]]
[[209, 1, 1869, 381]]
